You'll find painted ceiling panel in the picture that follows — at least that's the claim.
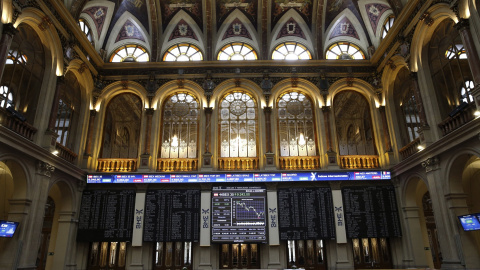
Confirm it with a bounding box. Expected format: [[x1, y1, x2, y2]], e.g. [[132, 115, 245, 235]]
[[83, 6, 108, 39], [365, 3, 391, 35], [276, 17, 306, 40], [160, 0, 203, 31], [115, 20, 146, 42], [271, 0, 313, 30], [329, 16, 359, 40], [216, 0, 258, 31], [222, 18, 253, 40], [169, 19, 199, 41]]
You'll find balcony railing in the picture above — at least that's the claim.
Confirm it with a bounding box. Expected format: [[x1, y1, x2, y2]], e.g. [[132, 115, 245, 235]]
[[279, 156, 320, 170], [339, 155, 379, 169], [218, 157, 259, 170], [55, 142, 77, 163], [399, 137, 421, 160], [157, 158, 198, 172], [97, 158, 137, 172], [0, 108, 37, 141], [438, 104, 475, 136]]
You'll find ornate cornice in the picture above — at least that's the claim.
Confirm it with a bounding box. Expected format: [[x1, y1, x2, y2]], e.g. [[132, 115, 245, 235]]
[[36, 161, 55, 177]]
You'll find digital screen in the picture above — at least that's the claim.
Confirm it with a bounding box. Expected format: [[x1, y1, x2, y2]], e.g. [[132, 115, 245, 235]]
[[211, 186, 267, 243], [0, 220, 19, 238], [87, 171, 391, 184], [458, 214, 480, 231]]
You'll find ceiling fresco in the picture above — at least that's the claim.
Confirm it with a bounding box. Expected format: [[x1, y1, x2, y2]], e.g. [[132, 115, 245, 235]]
[[79, 0, 396, 60]]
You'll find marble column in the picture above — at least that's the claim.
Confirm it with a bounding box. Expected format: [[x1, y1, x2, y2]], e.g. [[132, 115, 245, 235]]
[[0, 24, 18, 84], [84, 110, 97, 156], [263, 106, 275, 167], [410, 73, 433, 145], [140, 108, 154, 169], [379, 106, 392, 151], [322, 106, 337, 165], [203, 107, 213, 167]]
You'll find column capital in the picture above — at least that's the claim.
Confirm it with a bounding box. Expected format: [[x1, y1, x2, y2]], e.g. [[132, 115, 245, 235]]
[[36, 161, 55, 177], [409, 71, 418, 80], [455, 18, 470, 32], [2, 23, 19, 37], [145, 108, 155, 115], [204, 107, 213, 114], [89, 109, 97, 117], [263, 106, 272, 113], [321, 105, 331, 112]]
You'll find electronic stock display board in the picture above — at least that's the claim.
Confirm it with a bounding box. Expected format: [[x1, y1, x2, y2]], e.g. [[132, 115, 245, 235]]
[[458, 213, 480, 231], [87, 171, 391, 184], [77, 190, 135, 242], [342, 186, 402, 238], [211, 186, 267, 243]]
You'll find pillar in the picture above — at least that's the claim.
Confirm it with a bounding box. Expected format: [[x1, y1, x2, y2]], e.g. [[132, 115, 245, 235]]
[[378, 106, 392, 151], [322, 106, 337, 166], [140, 108, 154, 169], [203, 107, 213, 168], [82, 110, 96, 169], [421, 157, 464, 269], [16, 161, 54, 270], [51, 211, 77, 270], [263, 106, 275, 168], [43, 76, 64, 151], [0, 24, 18, 84], [402, 206, 429, 267]]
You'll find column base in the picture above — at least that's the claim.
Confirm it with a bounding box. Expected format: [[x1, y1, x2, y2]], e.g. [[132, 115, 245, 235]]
[[265, 152, 276, 169], [138, 154, 151, 171], [202, 152, 213, 169], [326, 150, 339, 169]]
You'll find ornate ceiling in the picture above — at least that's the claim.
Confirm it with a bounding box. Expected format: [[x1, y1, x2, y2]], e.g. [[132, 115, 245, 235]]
[[72, 0, 404, 61]]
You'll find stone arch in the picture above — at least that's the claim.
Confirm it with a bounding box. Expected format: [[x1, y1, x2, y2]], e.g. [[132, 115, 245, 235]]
[[14, 8, 64, 76], [215, 9, 259, 57]]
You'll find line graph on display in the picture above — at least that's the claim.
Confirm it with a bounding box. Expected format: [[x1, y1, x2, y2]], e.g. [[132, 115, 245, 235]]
[[235, 199, 265, 220]]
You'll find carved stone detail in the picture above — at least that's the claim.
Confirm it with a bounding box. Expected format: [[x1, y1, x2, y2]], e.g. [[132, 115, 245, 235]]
[[421, 157, 439, 173], [36, 161, 55, 177]]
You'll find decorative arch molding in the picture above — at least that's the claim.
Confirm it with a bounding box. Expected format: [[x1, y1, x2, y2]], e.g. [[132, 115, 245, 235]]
[[80, 0, 115, 51], [269, 78, 322, 108], [65, 59, 94, 93], [358, 0, 394, 48], [14, 8, 65, 76], [444, 148, 480, 194], [211, 78, 265, 108], [409, 4, 457, 72], [48, 178, 77, 213], [104, 11, 151, 58], [324, 9, 370, 56], [328, 78, 381, 107], [401, 173, 429, 208], [152, 79, 206, 110], [161, 10, 205, 56], [215, 9, 260, 55], [0, 156, 31, 199], [270, 9, 314, 55], [97, 80, 148, 110], [382, 55, 410, 104]]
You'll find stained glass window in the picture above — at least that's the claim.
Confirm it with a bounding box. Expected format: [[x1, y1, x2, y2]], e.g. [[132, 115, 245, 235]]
[[217, 43, 257, 60], [163, 44, 203, 62], [272, 42, 312, 60], [326, 42, 365, 60], [109, 45, 149, 62]]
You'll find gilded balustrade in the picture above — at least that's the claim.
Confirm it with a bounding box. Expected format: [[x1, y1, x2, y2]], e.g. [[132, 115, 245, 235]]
[[156, 158, 198, 172], [97, 158, 137, 172], [218, 157, 259, 170], [279, 156, 320, 170], [339, 155, 379, 169]]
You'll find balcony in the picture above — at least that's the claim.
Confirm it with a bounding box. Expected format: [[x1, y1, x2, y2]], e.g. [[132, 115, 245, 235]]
[[0, 107, 37, 141], [157, 158, 198, 172], [399, 137, 421, 160], [218, 157, 259, 170], [97, 158, 137, 172], [438, 103, 475, 136], [339, 155, 379, 169], [55, 142, 77, 163], [279, 156, 320, 170]]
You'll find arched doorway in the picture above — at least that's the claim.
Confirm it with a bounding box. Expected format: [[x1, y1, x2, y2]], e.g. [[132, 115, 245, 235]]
[[36, 197, 55, 270], [422, 192, 442, 269]]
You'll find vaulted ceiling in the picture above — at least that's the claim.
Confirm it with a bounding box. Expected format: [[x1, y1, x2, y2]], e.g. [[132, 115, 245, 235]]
[[71, 0, 404, 62]]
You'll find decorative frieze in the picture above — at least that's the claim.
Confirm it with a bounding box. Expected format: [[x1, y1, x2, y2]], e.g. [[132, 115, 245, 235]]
[[36, 161, 55, 177], [421, 156, 439, 173]]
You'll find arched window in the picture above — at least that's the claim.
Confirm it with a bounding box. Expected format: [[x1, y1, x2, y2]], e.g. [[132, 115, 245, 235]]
[[381, 16, 395, 39], [78, 19, 94, 45], [461, 80, 474, 103], [272, 42, 312, 60], [1, 24, 45, 123], [0, 86, 13, 108], [163, 44, 203, 61], [428, 19, 472, 118], [219, 92, 257, 158], [109, 44, 149, 62], [160, 93, 199, 159], [217, 43, 257, 60], [277, 91, 316, 156], [334, 91, 376, 156], [446, 44, 467, 59], [101, 93, 142, 158], [54, 72, 82, 150], [325, 42, 365, 60], [393, 68, 421, 148]]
